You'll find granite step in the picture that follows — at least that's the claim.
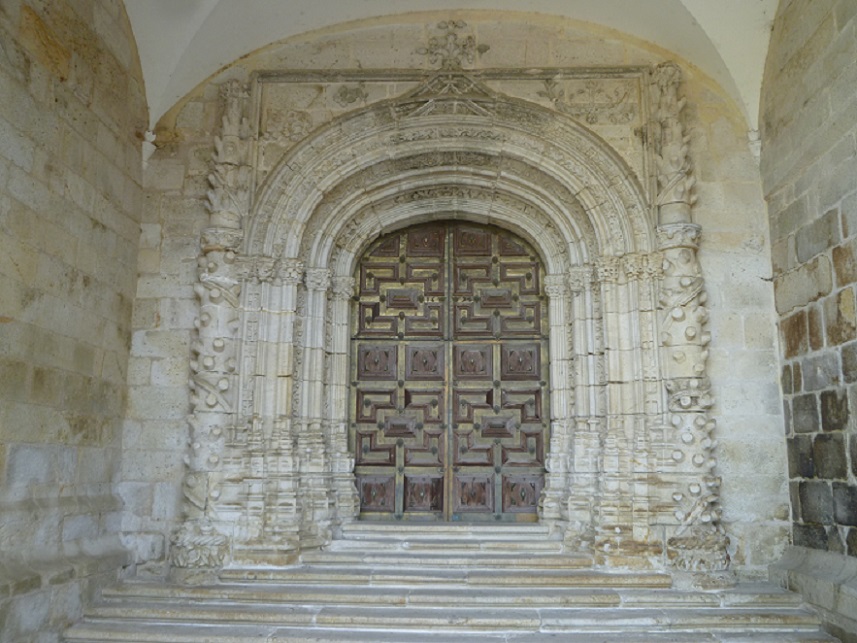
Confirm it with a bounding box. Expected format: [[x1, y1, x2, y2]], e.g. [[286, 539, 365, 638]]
[[64, 532, 839, 643], [63, 621, 841, 643], [98, 580, 807, 610]]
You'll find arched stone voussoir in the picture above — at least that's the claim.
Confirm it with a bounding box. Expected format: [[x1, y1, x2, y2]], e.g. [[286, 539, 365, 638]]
[[247, 77, 653, 262], [301, 163, 598, 278]]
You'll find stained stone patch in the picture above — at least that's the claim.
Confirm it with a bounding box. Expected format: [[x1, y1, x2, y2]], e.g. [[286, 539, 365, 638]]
[[842, 341, 857, 382], [787, 435, 815, 478], [782, 364, 794, 394], [796, 208, 840, 264], [808, 304, 824, 351], [851, 434, 857, 477], [833, 484, 857, 527], [819, 388, 849, 431], [812, 433, 846, 479], [781, 310, 809, 358], [792, 394, 820, 433], [824, 287, 857, 346], [848, 527, 857, 557], [793, 523, 829, 550], [833, 237, 857, 286], [800, 353, 840, 391], [798, 481, 834, 525]]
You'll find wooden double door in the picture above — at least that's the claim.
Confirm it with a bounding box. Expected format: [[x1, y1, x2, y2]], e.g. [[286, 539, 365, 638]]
[[350, 222, 549, 521]]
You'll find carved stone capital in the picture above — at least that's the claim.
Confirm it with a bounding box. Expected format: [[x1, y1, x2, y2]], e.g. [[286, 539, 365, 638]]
[[305, 268, 332, 292], [544, 274, 570, 298], [567, 267, 592, 293], [330, 276, 356, 300], [278, 259, 305, 285]]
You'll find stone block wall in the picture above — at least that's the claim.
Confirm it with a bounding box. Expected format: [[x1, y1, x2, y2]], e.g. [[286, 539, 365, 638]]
[[762, 0, 857, 559], [761, 0, 857, 638], [0, 0, 145, 640]]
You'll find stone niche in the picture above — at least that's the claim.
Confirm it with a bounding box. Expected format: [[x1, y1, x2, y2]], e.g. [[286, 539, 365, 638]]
[[168, 24, 728, 580]]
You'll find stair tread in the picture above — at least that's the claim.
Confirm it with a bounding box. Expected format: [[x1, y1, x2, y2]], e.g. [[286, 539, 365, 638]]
[[65, 535, 837, 642], [65, 621, 839, 643]]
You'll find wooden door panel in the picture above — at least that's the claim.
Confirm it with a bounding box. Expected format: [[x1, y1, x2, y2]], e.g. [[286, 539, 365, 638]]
[[352, 222, 548, 521]]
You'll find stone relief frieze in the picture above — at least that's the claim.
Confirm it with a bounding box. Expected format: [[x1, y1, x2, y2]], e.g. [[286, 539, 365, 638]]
[[538, 78, 637, 125]]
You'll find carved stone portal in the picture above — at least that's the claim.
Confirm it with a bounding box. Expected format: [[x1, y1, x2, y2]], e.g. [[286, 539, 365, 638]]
[[171, 60, 729, 579]]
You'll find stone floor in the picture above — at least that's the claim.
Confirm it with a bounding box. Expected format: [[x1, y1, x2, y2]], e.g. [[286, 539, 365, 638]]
[[64, 525, 840, 642]]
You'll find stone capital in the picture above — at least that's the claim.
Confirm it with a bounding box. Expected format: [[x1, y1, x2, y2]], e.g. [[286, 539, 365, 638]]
[[305, 268, 332, 291]]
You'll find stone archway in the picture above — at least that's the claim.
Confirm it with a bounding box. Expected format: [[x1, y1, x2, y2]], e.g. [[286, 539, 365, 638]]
[[170, 67, 729, 577]]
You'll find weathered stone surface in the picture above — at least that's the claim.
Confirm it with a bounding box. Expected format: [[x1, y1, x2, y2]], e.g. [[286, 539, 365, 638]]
[[792, 524, 829, 550], [798, 481, 834, 525], [833, 237, 857, 286], [820, 388, 849, 431], [774, 256, 833, 316], [833, 483, 857, 527], [843, 341, 857, 383], [825, 287, 857, 346], [792, 394, 820, 433], [851, 434, 857, 478], [781, 311, 809, 359], [812, 433, 847, 479], [797, 208, 841, 264], [801, 353, 841, 391], [788, 435, 815, 478], [808, 304, 825, 351]]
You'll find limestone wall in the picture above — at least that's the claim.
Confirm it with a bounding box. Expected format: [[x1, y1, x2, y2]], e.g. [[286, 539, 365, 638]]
[[0, 0, 145, 640], [761, 0, 857, 638], [129, 13, 786, 579]]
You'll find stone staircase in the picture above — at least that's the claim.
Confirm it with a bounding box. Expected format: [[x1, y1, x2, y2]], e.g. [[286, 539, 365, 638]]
[[65, 524, 839, 642]]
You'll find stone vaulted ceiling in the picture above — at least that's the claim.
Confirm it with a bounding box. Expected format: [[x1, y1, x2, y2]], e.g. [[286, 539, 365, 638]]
[[123, 0, 777, 132]]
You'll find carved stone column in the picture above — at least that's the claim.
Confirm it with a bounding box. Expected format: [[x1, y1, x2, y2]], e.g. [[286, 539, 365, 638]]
[[540, 274, 571, 524], [327, 276, 360, 526], [658, 225, 728, 575], [563, 268, 600, 548], [648, 62, 728, 577], [296, 268, 334, 548], [171, 80, 252, 577]]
